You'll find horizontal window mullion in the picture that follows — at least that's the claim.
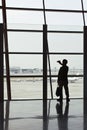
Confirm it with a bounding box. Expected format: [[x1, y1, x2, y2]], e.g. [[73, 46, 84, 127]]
[[7, 29, 43, 33], [3, 52, 83, 55], [4, 75, 83, 78], [0, 6, 87, 13], [3, 52, 43, 54], [48, 30, 83, 33], [7, 29, 83, 33]]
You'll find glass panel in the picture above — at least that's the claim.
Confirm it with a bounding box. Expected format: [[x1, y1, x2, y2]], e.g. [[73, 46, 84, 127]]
[[4, 78, 7, 99], [69, 77, 83, 98], [48, 33, 83, 53], [7, 23, 43, 30], [45, 0, 82, 10], [8, 32, 42, 52], [0, 10, 2, 23], [48, 77, 83, 98], [49, 55, 83, 74], [7, 10, 44, 24], [9, 77, 42, 99], [6, 0, 43, 8], [9, 55, 42, 75], [4, 54, 6, 75], [0, 0, 1, 6], [46, 12, 83, 25]]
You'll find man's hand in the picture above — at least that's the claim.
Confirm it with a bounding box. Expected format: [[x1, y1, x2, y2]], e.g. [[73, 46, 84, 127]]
[[57, 60, 62, 64]]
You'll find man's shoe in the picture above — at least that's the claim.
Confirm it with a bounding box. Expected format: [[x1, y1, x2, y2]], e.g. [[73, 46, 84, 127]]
[[66, 98, 70, 102]]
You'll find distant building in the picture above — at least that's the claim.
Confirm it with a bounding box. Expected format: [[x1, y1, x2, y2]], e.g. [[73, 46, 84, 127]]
[[21, 69, 33, 73], [10, 67, 21, 74]]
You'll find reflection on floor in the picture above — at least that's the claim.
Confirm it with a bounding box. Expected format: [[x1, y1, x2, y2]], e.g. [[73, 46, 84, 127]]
[[1, 99, 87, 130]]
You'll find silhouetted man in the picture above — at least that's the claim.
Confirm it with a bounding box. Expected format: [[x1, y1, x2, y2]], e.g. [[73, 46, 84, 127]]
[[57, 59, 70, 102]]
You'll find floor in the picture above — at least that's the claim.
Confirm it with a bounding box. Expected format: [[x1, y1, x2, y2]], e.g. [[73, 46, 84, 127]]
[[1, 99, 87, 130]]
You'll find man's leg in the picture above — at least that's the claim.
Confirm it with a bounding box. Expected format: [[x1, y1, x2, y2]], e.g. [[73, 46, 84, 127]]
[[64, 83, 70, 102], [60, 86, 63, 100]]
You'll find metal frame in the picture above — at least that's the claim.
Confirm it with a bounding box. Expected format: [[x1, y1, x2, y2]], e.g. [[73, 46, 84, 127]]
[[84, 26, 87, 100], [0, 23, 4, 130], [2, 0, 11, 100], [0, 24, 3, 101], [43, 25, 47, 100], [0, 6, 87, 13]]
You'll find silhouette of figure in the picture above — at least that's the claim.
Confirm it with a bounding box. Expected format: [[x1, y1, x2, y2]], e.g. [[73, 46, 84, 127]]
[[57, 59, 70, 102], [56, 102, 69, 130]]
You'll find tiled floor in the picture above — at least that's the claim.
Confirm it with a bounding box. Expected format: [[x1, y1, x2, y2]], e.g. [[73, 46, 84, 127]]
[[2, 99, 87, 130]]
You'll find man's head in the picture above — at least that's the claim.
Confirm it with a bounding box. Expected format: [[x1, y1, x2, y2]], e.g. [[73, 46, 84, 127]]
[[62, 59, 68, 65]]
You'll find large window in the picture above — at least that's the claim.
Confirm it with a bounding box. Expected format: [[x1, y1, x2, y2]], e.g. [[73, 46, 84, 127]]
[[1, 0, 85, 99]]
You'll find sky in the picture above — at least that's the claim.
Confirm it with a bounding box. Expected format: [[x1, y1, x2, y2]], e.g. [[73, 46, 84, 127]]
[[0, 0, 85, 69]]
